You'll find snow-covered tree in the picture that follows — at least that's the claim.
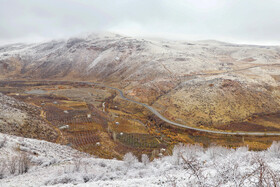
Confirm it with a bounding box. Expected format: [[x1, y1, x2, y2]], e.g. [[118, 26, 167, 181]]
[[123, 152, 138, 167], [141, 154, 149, 166]]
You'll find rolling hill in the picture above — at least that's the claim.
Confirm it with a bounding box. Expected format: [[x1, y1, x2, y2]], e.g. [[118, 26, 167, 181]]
[[1, 33, 280, 129]]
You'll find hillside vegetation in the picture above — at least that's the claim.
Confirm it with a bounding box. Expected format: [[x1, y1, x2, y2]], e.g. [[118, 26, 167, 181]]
[[1, 33, 280, 129], [1, 133, 280, 186]]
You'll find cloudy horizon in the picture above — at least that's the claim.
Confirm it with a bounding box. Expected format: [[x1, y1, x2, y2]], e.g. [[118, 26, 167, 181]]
[[1, 0, 280, 45]]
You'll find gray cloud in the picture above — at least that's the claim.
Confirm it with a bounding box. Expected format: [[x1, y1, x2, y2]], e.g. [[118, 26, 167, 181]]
[[1, 0, 280, 45]]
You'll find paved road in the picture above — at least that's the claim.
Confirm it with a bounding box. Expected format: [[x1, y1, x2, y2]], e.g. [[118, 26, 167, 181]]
[[85, 82, 280, 136], [5, 80, 280, 136]]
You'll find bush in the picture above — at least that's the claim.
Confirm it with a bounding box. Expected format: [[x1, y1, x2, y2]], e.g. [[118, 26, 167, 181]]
[[6, 153, 30, 175], [73, 158, 82, 172], [45, 174, 83, 185], [172, 143, 203, 165], [267, 141, 280, 158], [0, 160, 6, 179], [205, 145, 231, 160], [7, 156, 17, 175], [141, 154, 150, 166], [18, 153, 30, 174], [247, 156, 280, 186], [0, 136, 7, 148], [123, 152, 138, 167]]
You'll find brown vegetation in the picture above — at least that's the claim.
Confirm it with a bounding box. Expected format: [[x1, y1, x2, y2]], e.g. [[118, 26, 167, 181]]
[[1, 80, 280, 159]]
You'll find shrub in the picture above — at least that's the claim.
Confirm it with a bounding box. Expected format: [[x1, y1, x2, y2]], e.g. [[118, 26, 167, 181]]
[[0, 160, 6, 179], [18, 153, 30, 174], [6, 153, 30, 175], [141, 154, 150, 166], [267, 141, 280, 158], [123, 152, 138, 167], [172, 143, 203, 165], [7, 156, 17, 175], [0, 136, 7, 148], [206, 145, 230, 160], [73, 158, 82, 172], [248, 156, 280, 186], [45, 174, 83, 185]]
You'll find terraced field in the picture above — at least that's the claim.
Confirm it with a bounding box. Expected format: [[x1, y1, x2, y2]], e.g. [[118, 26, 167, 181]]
[[1, 80, 280, 158]]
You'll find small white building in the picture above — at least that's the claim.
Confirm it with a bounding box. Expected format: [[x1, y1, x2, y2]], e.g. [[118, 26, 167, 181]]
[[115, 122, 120, 125], [102, 102, 106, 112], [59, 125, 69, 130]]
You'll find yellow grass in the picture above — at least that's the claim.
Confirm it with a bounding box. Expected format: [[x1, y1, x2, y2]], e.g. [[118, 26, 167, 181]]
[[60, 100, 87, 109], [110, 117, 148, 134], [244, 141, 270, 150]]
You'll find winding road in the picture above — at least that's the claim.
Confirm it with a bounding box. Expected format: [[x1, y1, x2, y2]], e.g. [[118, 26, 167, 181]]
[[4, 80, 280, 136], [85, 82, 280, 136]]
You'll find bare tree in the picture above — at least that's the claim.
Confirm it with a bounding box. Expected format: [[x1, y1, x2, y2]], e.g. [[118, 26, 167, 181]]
[[181, 154, 205, 186], [8, 156, 17, 175], [18, 153, 30, 174], [214, 161, 246, 187], [248, 156, 280, 187]]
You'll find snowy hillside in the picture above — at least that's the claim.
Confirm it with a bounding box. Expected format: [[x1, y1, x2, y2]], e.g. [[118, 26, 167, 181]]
[[0, 93, 57, 142], [1, 132, 280, 187], [1, 33, 280, 135], [1, 32, 280, 84]]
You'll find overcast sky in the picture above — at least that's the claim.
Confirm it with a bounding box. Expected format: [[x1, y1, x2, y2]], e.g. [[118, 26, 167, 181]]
[[1, 0, 280, 45]]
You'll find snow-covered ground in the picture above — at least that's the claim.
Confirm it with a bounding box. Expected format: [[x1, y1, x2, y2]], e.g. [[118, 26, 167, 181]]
[[0, 93, 58, 142], [0, 93, 27, 125], [1, 132, 280, 187], [1, 33, 280, 186], [1, 32, 280, 85]]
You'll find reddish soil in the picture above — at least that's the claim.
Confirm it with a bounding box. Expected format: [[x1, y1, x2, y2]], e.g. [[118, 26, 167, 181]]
[[216, 112, 280, 132], [217, 122, 280, 132]]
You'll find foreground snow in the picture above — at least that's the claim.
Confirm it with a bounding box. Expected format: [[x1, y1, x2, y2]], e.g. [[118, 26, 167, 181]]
[[0, 133, 280, 187]]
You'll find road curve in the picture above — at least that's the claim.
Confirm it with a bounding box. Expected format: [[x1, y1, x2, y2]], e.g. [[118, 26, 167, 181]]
[[6, 80, 280, 136], [84, 82, 280, 136]]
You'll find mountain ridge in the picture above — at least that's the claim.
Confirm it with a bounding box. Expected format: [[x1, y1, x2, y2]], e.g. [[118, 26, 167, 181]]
[[1, 33, 280, 129]]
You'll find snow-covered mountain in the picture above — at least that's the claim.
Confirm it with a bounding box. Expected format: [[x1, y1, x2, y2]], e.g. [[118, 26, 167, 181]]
[[1, 33, 280, 127], [1, 32, 279, 84], [1, 132, 280, 187]]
